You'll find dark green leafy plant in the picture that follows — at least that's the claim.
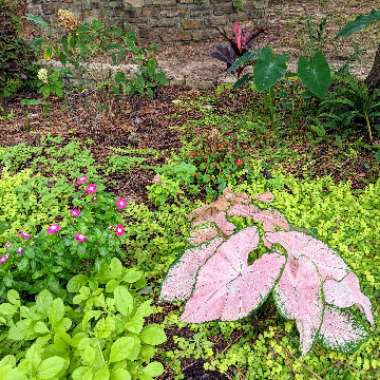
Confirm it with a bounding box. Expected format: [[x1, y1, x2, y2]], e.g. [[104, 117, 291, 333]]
[[315, 73, 380, 141], [0, 0, 37, 100], [0, 176, 128, 299], [27, 14, 167, 98], [0, 258, 166, 379]]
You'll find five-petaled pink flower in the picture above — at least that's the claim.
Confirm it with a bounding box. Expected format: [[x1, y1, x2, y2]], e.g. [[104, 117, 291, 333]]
[[85, 183, 97, 195], [77, 175, 87, 185], [19, 231, 31, 240], [115, 224, 125, 237], [75, 233, 87, 243], [71, 208, 81, 217], [0, 255, 9, 265], [116, 197, 128, 210], [48, 224, 62, 234]]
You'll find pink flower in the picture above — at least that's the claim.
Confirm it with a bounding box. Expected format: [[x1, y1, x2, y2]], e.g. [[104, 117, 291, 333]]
[[47, 224, 62, 234], [71, 208, 81, 217], [0, 255, 9, 265], [19, 231, 31, 240], [115, 224, 125, 237], [16, 247, 24, 255], [76, 175, 87, 185], [75, 233, 87, 243], [85, 183, 97, 195], [116, 197, 128, 210]]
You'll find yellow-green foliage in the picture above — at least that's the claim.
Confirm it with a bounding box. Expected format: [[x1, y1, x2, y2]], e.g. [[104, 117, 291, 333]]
[[0, 169, 73, 251]]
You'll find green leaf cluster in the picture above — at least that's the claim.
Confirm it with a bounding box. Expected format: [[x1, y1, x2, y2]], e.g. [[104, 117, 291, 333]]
[[0, 258, 166, 380]]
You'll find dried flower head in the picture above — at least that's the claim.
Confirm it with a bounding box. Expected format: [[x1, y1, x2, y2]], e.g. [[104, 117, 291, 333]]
[[57, 9, 78, 32]]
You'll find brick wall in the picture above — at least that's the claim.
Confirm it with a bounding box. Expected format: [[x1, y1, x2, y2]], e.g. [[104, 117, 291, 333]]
[[26, 0, 268, 43]]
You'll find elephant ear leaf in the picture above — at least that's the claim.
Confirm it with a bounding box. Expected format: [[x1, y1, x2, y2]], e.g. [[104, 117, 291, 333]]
[[337, 9, 380, 38], [298, 50, 331, 99], [181, 227, 286, 323], [254, 47, 288, 92], [319, 307, 368, 352]]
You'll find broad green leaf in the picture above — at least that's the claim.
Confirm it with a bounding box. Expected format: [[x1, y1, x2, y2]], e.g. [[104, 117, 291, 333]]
[[34, 321, 50, 335], [72, 366, 93, 380], [26, 14, 49, 30], [298, 51, 331, 99], [8, 320, 34, 341], [7, 290, 20, 306], [337, 9, 380, 37], [141, 362, 164, 378], [114, 286, 133, 316], [94, 366, 110, 380], [0, 303, 17, 318], [254, 47, 288, 92], [67, 274, 88, 293], [111, 368, 131, 380], [228, 51, 256, 73], [109, 336, 141, 362], [37, 356, 65, 379], [140, 325, 166, 346], [36, 290, 53, 316], [122, 269, 143, 283], [125, 314, 144, 334], [48, 298, 64, 325], [82, 346, 96, 365], [135, 300, 153, 319], [94, 316, 115, 339]]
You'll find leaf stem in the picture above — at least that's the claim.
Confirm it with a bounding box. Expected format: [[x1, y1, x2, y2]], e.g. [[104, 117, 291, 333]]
[[364, 111, 373, 142]]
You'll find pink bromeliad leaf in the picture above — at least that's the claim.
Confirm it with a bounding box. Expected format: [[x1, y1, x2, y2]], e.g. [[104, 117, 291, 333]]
[[319, 306, 368, 352], [233, 22, 243, 52], [266, 231, 349, 281], [181, 227, 286, 323], [160, 237, 224, 302], [273, 255, 323, 355], [323, 272, 374, 325]]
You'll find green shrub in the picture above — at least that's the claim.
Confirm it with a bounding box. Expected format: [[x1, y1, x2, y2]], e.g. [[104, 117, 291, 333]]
[[0, 174, 128, 299], [0, 0, 37, 100], [0, 258, 166, 380]]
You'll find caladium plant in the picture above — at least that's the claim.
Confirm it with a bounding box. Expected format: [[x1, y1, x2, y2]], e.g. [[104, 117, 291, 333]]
[[211, 22, 264, 77], [160, 189, 374, 355]]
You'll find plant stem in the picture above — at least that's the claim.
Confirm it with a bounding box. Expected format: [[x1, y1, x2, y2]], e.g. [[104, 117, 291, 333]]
[[364, 111, 373, 142], [266, 89, 276, 126]]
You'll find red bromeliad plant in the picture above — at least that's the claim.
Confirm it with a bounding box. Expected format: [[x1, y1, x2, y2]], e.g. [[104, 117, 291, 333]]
[[211, 22, 264, 77], [160, 189, 374, 355]]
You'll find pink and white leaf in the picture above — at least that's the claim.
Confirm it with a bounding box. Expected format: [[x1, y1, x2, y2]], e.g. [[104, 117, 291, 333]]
[[251, 209, 290, 232], [266, 231, 349, 281], [181, 227, 286, 323], [160, 237, 224, 302], [255, 192, 275, 203], [273, 256, 323, 355], [189, 225, 220, 245], [227, 204, 260, 218], [319, 306, 368, 352], [193, 211, 235, 236], [323, 272, 374, 325]]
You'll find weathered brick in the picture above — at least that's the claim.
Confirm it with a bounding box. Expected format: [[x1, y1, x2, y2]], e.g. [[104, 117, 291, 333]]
[[181, 19, 202, 30]]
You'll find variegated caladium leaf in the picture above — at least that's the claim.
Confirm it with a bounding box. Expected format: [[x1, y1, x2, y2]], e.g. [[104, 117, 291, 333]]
[[181, 227, 286, 323], [323, 272, 374, 325], [160, 237, 224, 302], [273, 256, 323, 355], [160, 190, 374, 355], [265, 231, 349, 281], [319, 306, 369, 352]]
